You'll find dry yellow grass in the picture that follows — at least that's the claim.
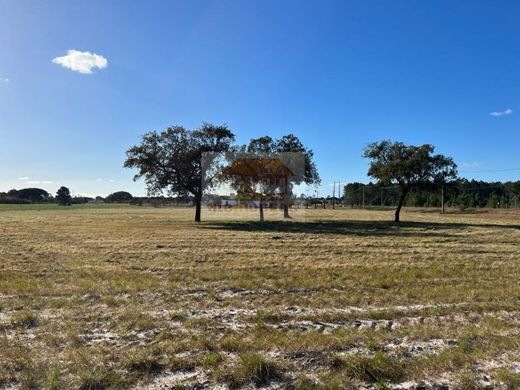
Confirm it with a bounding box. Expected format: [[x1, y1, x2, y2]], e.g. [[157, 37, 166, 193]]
[[0, 205, 519, 389]]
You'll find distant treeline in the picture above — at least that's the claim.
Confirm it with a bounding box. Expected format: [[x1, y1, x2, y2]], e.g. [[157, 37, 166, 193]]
[[0, 188, 198, 206], [3, 180, 520, 209], [0, 188, 56, 204], [343, 180, 520, 209]]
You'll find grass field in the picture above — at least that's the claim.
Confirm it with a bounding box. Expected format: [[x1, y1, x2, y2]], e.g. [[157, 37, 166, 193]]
[[1, 205, 520, 389]]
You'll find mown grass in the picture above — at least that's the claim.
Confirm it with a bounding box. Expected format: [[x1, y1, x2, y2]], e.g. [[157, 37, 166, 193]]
[[0, 206, 519, 388]]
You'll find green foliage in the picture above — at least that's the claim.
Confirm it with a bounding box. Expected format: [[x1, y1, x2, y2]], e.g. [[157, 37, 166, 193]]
[[55, 186, 72, 206], [0, 188, 51, 204], [363, 140, 458, 187], [105, 191, 133, 203], [363, 140, 457, 221], [9, 188, 51, 202], [239, 133, 320, 187], [343, 179, 520, 209], [124, 123, 235, 221], [224, 133, 320, 220]]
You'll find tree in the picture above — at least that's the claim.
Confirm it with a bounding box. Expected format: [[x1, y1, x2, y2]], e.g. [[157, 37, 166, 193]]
[[124, 123, 235, 222], [105, 191, 133, 203], [225, 134, 319, 220], [224, 151, 293, 222], [274, 134, 320, 218], [8, 188, 50, 203], [363, 140, 457, 222], [242, 136, 278, 222], [56, 186, 72, 206]]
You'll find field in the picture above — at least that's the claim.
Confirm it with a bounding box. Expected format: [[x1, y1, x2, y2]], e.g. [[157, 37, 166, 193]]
[[1, 205, 520, 389]]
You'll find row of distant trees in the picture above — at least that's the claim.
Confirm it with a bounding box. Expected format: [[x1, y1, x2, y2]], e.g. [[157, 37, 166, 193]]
[[343, 180, 520, 209], [0, 188, 135, 205]]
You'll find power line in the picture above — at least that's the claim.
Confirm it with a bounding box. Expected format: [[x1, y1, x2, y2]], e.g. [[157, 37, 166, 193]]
[[460, 168, 520, 173], [325, 175, 519, 198]]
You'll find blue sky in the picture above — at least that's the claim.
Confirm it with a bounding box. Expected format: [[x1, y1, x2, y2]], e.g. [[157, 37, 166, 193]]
[[0, 0, 519, 197]]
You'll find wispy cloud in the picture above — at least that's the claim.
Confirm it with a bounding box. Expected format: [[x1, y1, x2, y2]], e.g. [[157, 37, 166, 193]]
[[17, 176, 30, 181], [461, 162, 481, 169], [27, 180, 53, 185], [0, 77, 8, 83], [52, 50, 108, 74], [75, 192, 98, 198], [489, 108, 513, 117]]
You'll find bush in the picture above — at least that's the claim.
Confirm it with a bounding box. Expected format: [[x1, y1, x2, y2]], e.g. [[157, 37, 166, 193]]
[[105, 191, 133, 203]]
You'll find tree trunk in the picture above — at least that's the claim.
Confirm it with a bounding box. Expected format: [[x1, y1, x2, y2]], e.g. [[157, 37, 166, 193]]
[[259, 202, 264, 222], [441, 186, 445, 214], [195, 198, 202, 222], [394, 190, 407, 223], [283, 204, 291, 219], [282, 179, 292, 218]]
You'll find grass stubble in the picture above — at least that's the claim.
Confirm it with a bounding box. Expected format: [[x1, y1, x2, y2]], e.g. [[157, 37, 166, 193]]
[[0, 205, 519, 388]]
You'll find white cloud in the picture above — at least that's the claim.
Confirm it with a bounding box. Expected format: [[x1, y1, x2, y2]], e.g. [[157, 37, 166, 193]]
[[27, 180, 53, 185], [461, 162, 481, 169], [17, 176, 30, 181], [52, 50, 108, 74], [0, 77, 8, 83], [96, 178, 103, 182], [489, 108, 513, 117], [74, 192, 98, 198]]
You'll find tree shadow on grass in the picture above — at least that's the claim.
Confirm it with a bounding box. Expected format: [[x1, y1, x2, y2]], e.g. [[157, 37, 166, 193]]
[[201, 220, 520, 237]]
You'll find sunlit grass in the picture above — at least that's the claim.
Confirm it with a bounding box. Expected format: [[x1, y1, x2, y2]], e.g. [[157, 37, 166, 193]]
[[0, 206, 519, 387]]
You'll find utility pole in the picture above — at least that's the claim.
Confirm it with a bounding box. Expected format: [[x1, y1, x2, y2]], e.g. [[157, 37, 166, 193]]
[[338, 182, 341, 207]]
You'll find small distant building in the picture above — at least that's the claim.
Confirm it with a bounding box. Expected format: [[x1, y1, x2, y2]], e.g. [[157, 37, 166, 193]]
[[221, 193, 238, 207]]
